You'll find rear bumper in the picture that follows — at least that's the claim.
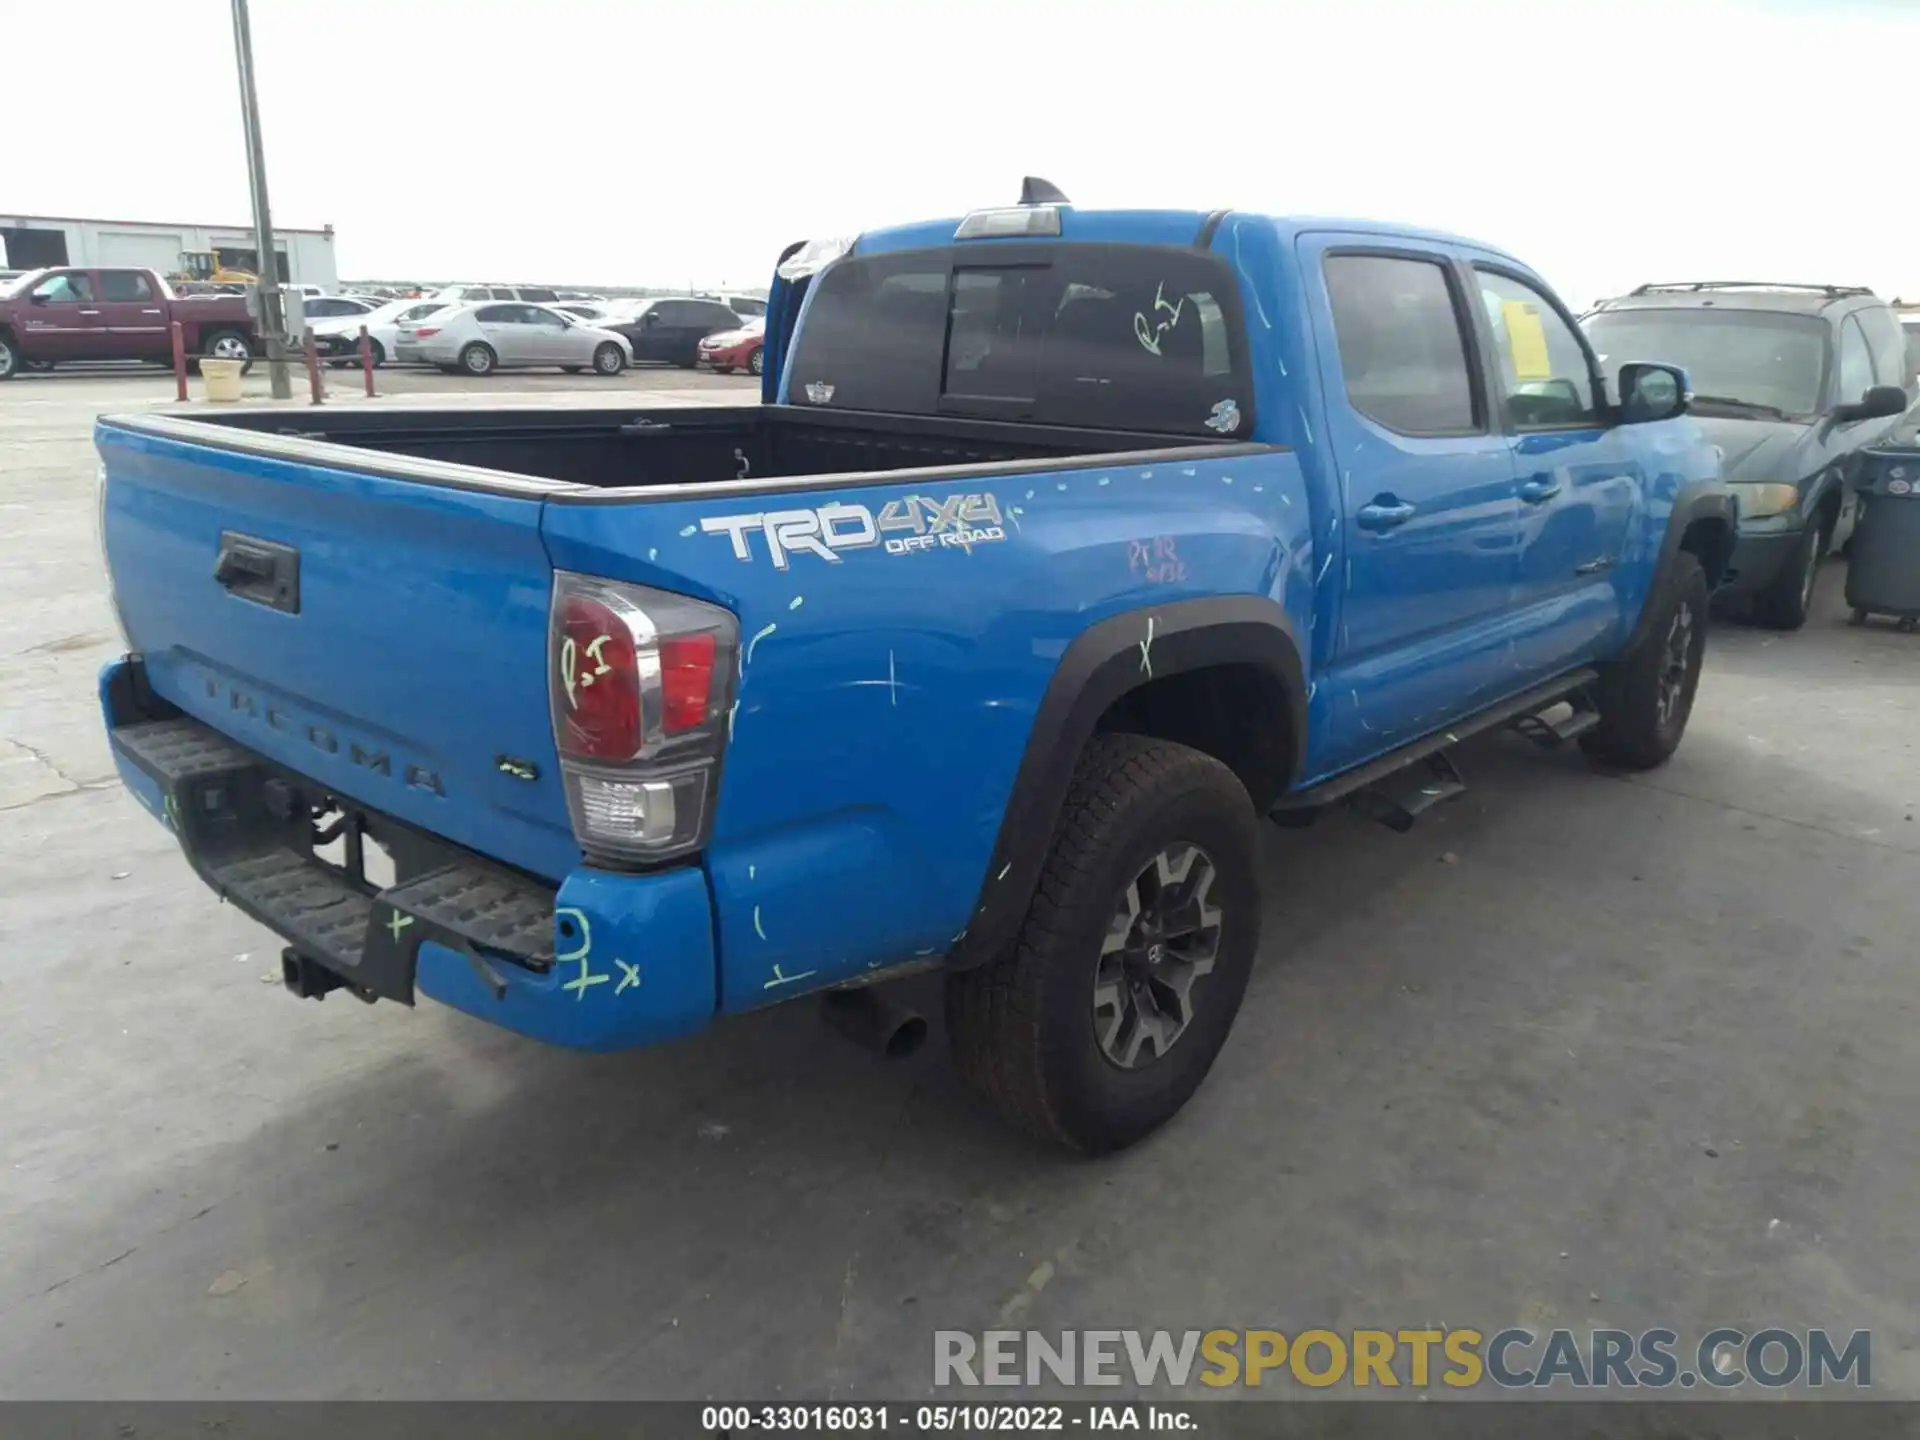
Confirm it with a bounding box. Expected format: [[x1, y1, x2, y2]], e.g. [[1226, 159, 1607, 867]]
[[1714, 526, 1802, 601], [99, 656, 717, 1051]]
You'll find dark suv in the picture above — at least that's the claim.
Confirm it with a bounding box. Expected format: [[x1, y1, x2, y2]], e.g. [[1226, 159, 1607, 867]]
[[1584, 283, 1915, 629]]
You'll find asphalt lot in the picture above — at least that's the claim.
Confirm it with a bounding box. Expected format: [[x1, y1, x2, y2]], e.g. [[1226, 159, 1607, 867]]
[[1, 367, 1917, 1402]]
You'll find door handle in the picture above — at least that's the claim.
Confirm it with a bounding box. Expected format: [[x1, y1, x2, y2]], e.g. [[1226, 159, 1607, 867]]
[[1356, 498, 1417, 532], [140, 308, 162, 315], [1519, 475, 1563, 504], [79, 309, 101, 316]]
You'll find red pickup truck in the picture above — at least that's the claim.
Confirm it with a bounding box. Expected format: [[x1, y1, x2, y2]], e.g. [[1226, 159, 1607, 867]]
[[0, 266, 257, 379]]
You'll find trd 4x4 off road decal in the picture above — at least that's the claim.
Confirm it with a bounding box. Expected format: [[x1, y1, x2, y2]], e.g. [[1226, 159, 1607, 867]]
[[700, 493, 1007, 570]]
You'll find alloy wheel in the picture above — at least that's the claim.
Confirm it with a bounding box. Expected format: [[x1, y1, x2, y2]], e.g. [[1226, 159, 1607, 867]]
[[1092, 844, 1223, 1070]]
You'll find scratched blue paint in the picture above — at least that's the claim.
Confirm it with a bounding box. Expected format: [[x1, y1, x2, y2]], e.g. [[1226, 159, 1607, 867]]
[[97, 202, 1718, 1055]]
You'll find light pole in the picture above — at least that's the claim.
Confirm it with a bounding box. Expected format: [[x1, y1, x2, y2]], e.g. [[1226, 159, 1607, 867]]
[[229, 0, 291, 399]]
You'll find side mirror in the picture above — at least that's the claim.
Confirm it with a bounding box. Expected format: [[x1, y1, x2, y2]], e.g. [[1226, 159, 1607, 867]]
[[642, 312, 660, 326], [27, 291, 49, 306], [1618, 361, 1690, 424], [1832, 384, 1908, 424]]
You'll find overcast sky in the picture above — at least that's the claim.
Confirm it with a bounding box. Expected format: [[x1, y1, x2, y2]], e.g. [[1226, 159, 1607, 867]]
[[6, 0, 1917, 306]]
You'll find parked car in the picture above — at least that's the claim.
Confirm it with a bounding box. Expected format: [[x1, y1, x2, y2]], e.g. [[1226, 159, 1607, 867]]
[[552, 302, 614, 323], [296, 295, 381, 323], [1584, 282, 1915, 629], [0, 266, 256, 378], [393, 301, 631, 375], [310, 297, 454, 365], [698, 315, 766, 375], [1900, 309, 1920, 383], [696, 291, 768, 319], [94, 188, 1731, 1152], [596, 296, 743, 367]]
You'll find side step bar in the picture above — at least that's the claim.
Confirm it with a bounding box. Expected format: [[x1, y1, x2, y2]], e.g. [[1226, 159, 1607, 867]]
[[1272, 669, 1599, 831]]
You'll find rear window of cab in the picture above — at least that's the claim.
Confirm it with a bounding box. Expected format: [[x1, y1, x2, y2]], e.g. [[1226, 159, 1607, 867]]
[[785, 243, 1255, 439]]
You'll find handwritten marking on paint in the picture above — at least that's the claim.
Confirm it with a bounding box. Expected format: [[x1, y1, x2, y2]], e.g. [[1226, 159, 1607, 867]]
[[679, 525, 697, 537], [763, 963, 818, 991], [1182, 468, 1196, 477], [1128, 536, 1186, 585], [1298, 409, 1314, 445], [1006, 506, 1024, 533], [1098, 476, 1110, 487], [1316, 553, 1334, 587], [615, 959, 641, 995], [788, 596, 805, 611], [1025, 489, 1035, 501], [648, 548, 658, 562], [746, 622, 778, 664], [997, 862, 1012, 881], [564, 956, 608, 1000], [385, 910, 413, 942], [753, 905, 767, 941], [734, 447, 751, 480], [1139, 616, 1157, 677], [555, 908, 592, 963], [748, 863, 756, 880], [1056, 481, 1068, 492], [888, 650, 897, 706], [1141, 470, 1154, 480]]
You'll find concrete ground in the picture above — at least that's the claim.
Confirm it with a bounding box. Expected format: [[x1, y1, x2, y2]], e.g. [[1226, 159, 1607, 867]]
[[1, 368, 1916, 1401]]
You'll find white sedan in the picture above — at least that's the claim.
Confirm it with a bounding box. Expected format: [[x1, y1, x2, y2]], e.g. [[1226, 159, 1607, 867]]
[[394, 301, 632, 375], [309, 297, 453, 366]]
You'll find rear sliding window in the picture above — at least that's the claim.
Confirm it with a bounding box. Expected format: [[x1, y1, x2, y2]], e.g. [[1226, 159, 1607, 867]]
[[785, 244, 1254, 437]]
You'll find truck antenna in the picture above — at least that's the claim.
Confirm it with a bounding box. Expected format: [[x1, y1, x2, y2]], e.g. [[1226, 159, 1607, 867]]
[[1019, 177, 1070, 206]]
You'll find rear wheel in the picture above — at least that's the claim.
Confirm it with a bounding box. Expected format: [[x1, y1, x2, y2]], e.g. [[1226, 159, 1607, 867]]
[[1753, 516, 1828, 631], [1580, 554, 1709, 770], [202, 329, 255, 374], [747, 346, 764, 376], [0, 336, 20, 380], [460, 342, 496, 376], [592, 342, 626, 375], [946, 734, 1261, 1154]]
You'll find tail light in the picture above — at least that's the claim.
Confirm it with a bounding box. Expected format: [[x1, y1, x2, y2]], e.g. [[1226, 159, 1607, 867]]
[[414, 326, 440, 338], [548, 572, 738, 865]]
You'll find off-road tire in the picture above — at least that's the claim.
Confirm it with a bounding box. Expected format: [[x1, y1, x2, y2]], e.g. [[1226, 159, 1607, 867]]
[[946, 734, 1261, 1154], [1580, 553, 1709, 770], [460, 342, 496, 376], [1753, 517, 1828, 631]]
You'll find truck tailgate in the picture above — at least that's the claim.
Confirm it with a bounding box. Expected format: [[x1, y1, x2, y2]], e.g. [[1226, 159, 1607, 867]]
[[97, 421, 578, 880]]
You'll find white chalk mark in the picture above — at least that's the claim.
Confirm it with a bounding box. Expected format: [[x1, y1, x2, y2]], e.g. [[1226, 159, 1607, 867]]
[[1306, 680, 1317, 701], [1277, 355, 1288, 375], [563, 957, 608, 1000], [1141, 470, 1154, 479], [746, 622, 778, 664], [1098, 476, 1111, 487], [888, 649, 897, 706], [1006, 506, 1023, 533], [1279, 493, 1291, 506], [614, 959, 641, 994], [1138, 615, 1156, 677], [554, 908, 592, 964], [788, 595, 805, 611], [997, 862, 1011, 881], [1345, 558, 1351, 588], [679, 524, 697, 537], [726, 701, 739, 740], [1222, 475, 1233, 485], [1298, 410, 1314, 446], [1351, 689, 1361, 705], [762, 963, 818, 991], [1316, 553, 1333, 586], [647, 548, 658, 562], [753, 905, 767, 941], [1182, 467, 1196, 477], [385, 910, 412, 941], [1025, 489, 1035, 500], [748, 863, 756, 880], [1253, 485, 1264, 493], [915, 947, 937, 957], [1056, 481, 1068, 492]]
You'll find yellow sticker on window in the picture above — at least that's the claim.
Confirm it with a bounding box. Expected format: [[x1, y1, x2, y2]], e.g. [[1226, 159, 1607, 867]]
[[1501, 300, 1554, 381]]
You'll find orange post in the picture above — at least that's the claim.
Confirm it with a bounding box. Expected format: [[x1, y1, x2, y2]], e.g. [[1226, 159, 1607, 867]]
[[358, 324, 375, 397], [302, 331, 325, 405], [171, 321, 188, 402]]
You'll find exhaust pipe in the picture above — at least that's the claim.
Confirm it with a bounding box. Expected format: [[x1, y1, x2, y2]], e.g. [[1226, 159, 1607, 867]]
[[820, 987, 928, 1060]]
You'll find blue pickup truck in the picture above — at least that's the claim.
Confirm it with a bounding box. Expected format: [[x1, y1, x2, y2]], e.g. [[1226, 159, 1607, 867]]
[[96, 185, 1733, 1152]]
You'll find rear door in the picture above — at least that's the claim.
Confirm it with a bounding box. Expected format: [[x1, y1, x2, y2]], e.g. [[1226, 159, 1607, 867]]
[[96, 270, 171, 359], [1304, 240, 1523, 760], [1471, 264, 1641, 677], [97, 420, 579, 879], [473, 303, 535, 365]]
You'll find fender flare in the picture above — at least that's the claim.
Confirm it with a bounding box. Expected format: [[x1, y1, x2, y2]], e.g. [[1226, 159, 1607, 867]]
[[946, 595, 1305, 972], [1622, 483, 1736, 655]]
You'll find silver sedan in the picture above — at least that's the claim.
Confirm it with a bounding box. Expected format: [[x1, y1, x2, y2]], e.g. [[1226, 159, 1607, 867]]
[[394, 301, 632, 376]]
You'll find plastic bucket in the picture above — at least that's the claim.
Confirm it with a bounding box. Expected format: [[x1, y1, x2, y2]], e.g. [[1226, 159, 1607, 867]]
[[200, 358, 245, 403]]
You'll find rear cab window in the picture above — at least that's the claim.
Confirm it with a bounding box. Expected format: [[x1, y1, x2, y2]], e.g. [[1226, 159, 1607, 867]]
[[785, 243, 1254, 438], [1322, 253, 1480, 435]]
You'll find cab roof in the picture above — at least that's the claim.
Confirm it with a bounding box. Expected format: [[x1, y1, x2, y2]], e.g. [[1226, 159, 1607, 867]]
[[852, 207, 1525, 266]]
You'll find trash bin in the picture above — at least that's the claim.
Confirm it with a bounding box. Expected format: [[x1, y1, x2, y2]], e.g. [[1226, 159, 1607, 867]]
[[1848, 426, 1920, 632], [200, 358, 245, 403]]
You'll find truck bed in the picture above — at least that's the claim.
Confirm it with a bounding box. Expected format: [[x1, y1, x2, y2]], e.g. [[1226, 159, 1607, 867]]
[[136, 402, 1244, 499]]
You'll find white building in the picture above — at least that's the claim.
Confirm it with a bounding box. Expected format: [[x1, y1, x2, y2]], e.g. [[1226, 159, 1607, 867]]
[[0, 212, 338, 288]]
